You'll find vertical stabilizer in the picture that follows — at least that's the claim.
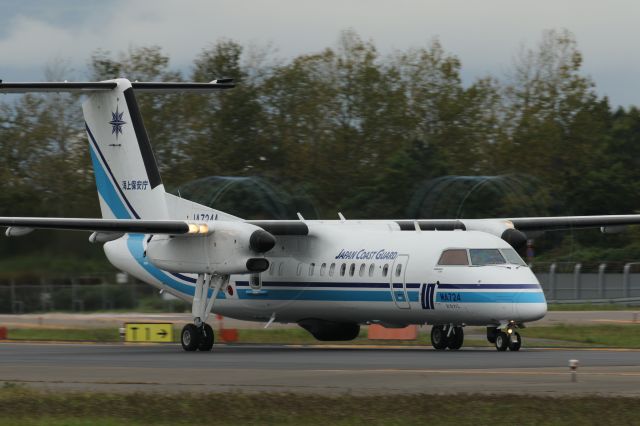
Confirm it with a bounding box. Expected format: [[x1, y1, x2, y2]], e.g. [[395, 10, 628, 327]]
[[83, 78, 169, 220]]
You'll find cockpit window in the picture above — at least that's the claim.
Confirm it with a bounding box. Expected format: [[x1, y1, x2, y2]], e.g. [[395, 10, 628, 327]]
[[438, 249, 469, 265], [500, 248, 528, 266], [469, 249, 506, 265]]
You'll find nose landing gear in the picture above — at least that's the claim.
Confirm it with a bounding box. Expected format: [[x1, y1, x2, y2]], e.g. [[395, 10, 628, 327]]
[[487, 324, 522, 351], [430, 325, 464, 350]]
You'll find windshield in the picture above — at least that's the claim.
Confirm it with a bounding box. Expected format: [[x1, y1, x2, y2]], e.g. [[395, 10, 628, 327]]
[[437, 249, 469, 265], [500, 248, 528, 266], [469, 249, 506, 266]]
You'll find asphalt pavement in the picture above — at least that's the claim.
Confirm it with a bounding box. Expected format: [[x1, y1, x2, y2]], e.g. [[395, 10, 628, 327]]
[[0, 342, 638, 395]]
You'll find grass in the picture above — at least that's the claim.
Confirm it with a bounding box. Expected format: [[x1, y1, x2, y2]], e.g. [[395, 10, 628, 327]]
[[8, 328, 120, 342], [6, 324, 640, 348], [521, 324, 640, 347], [0, 386, 639, 425], [548, 303, 640, 311]]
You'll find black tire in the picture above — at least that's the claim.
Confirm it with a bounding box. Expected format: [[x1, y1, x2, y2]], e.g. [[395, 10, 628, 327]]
[[486, 326, 498, 344], [495, 331, 509, 351], [181, 324, 201, 352], [447, 327, 464, 350], [430, 325, 449, 350], [198, 323, 215, 351], [508, 332, 522, 351]]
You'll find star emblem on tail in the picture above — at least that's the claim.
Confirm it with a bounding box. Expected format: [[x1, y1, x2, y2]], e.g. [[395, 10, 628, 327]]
[[109, 106, 126, 139]]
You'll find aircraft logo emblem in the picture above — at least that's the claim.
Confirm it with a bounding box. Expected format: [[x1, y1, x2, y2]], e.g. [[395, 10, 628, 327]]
[[109, 106, 126, 139]]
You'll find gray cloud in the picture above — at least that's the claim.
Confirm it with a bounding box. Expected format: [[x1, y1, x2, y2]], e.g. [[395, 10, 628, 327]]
[[0, 0, 638, 107]]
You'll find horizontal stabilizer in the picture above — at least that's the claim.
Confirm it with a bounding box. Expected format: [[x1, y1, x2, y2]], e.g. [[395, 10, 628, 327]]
[[0, 81, 234, 93]]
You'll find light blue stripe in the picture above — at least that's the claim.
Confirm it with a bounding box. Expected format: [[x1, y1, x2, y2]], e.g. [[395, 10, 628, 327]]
[[436, 291, 546, 304], [126, 234, 225, 299], [88, 145, 130, 220], [234, 288, 545, 304]]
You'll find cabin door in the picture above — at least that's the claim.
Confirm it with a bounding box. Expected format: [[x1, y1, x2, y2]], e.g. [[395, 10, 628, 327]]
[[390, 255, 410, 309]]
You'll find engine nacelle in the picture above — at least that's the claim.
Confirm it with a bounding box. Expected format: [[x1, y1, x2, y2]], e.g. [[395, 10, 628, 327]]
[[145, 221, 275, 274], [461, 219, 528, 255]]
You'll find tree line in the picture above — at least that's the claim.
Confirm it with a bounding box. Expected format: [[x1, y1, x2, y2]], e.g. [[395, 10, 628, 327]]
[[1, 29, 640, 269]]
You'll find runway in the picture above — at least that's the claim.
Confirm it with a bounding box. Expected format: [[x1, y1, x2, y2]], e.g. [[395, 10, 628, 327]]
[[1, 342, 639, 395]]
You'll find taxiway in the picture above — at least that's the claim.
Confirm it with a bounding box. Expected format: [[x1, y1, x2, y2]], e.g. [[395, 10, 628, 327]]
[[0, 342, 638, 395]]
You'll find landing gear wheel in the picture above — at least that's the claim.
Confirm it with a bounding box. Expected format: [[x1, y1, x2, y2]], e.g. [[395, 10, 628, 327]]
[[508, 332, 522, 351], [181, 324, 201, 352], [486, 327, 498, 344], [495, 331, 509, 351], [430, 325, 449, 350], [447, 327, 464, 350], [198, 323, 215, 351]]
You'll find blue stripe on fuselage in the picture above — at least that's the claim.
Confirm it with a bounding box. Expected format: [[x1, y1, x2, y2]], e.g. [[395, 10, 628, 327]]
[[438, 284, 541, 290], [126, 234, 224, 299]]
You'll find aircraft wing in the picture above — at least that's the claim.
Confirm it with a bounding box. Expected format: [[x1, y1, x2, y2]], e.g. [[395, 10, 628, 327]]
[[0, 217, 193, 235], [505, 215, 640, 231], [396, 215, 640, 232], [0, 217, 309, 237], [2, 215, 637, 237]]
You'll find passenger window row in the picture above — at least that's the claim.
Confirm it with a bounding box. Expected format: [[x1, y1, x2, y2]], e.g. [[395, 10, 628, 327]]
[[266, 261, 402, 278]]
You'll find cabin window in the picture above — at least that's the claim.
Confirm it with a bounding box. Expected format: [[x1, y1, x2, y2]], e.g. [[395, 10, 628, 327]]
[[309, 263, 316, 276], [438, 249, 469, 266], [340, 263, 346, 276], [320, 263, 327, 276], [382, 264, 389, 277], [368, 264, 375, 277], [469, 249, 506, 266], [278, 262, 285, 276], [268, 261, 274, 276], [501, 248, 527, 266], [395, 264, 402, 277], [359, 264, 365, 277], [297, 263, 302, 276], [329, 263, 336, 276], [349, 263, 356, 277]]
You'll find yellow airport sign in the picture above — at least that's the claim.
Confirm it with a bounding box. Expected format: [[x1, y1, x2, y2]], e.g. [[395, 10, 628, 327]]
[[125, 323, 173, 343]]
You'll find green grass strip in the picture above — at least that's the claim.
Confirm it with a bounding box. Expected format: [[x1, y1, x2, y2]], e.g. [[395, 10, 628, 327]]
[[7, 324, 640, 348], [548, 303, 640, 311], [0, 386, 638, 425]]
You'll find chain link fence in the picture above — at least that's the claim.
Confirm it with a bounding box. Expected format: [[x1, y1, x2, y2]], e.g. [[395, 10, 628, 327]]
[[531, 262, 640, 302], [0, 273, 188, 314]]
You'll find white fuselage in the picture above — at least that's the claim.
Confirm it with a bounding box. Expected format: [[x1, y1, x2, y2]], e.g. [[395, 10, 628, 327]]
[[104, 222, 547, 327]]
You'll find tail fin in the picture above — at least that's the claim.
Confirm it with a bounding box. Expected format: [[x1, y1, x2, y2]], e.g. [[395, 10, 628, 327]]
[[83, 78, 167, 220], [0, 78, 234, 220]]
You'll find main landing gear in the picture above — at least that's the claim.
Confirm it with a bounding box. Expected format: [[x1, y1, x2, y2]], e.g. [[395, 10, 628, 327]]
[[430, 325, 464, 350], [487, 325, 522, 351], [181, 273, 229, 352]]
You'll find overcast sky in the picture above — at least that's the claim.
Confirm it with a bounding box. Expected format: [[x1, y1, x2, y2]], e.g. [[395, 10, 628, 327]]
[[0, 0, 639, 107]]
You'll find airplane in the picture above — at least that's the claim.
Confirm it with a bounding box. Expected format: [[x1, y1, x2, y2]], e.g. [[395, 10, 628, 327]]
[[2, 78, 640, 352]]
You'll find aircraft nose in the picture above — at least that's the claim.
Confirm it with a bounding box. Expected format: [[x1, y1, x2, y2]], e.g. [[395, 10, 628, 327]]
[[514, 284, 547, 322]]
